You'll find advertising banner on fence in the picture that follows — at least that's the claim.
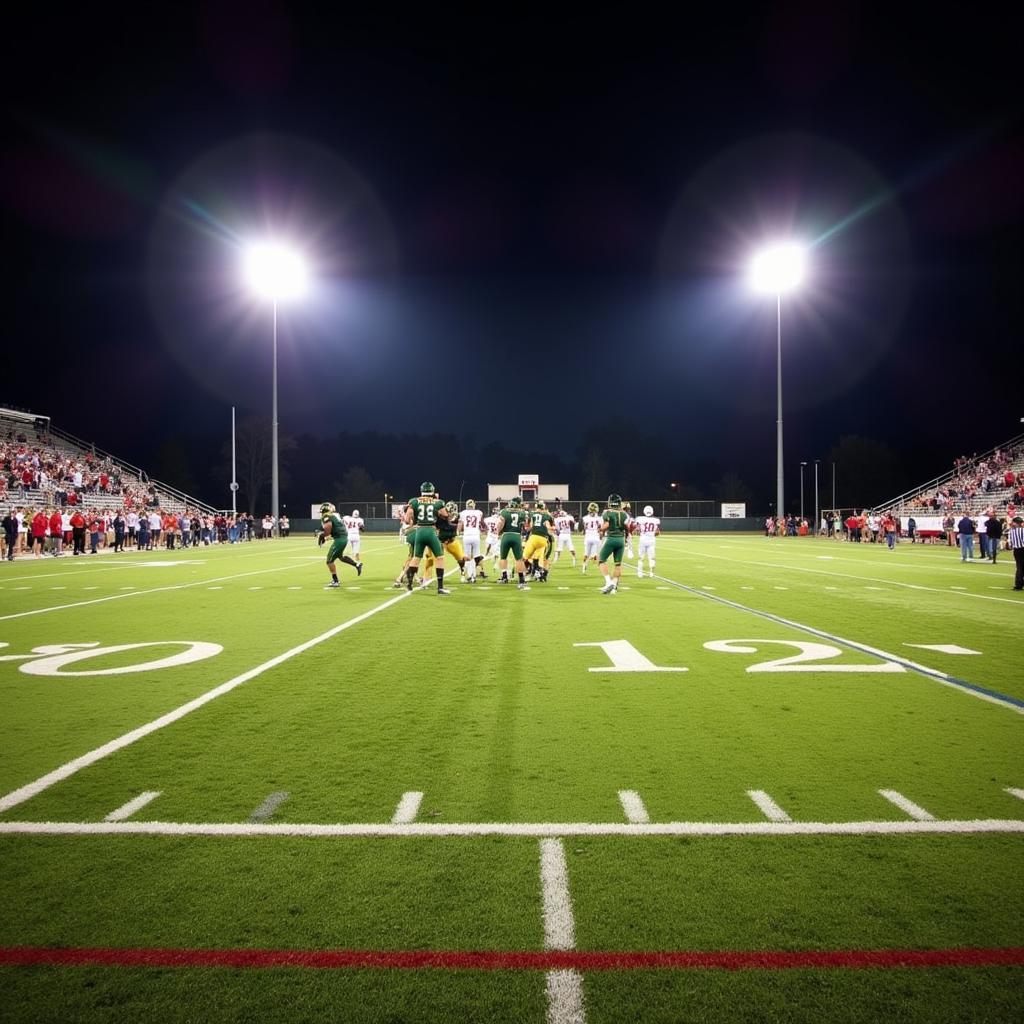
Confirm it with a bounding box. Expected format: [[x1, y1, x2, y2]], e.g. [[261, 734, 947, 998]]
[[720, 503, 746, 519]]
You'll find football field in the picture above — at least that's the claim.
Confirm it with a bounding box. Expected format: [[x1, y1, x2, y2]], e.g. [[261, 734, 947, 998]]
[[1, 533, 1022, 1023]]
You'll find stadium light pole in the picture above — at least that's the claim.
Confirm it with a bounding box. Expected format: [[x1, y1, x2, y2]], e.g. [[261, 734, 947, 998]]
[[747, 242, 806, 524], [799, 461, 807, 522], [243, 242, 308, 538], [814, 459, 820, 535]]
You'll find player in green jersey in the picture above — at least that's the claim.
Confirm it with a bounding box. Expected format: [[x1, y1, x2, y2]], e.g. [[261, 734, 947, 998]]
[[497, 497, 530, 589], [403, 482, 452, 594], [598, 493, 628, 594], [318, 502, 362, 589], [523, 501, 555, 581]]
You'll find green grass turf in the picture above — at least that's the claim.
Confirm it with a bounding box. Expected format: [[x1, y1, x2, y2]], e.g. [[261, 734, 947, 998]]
[[0, 534, 1021, 1022]]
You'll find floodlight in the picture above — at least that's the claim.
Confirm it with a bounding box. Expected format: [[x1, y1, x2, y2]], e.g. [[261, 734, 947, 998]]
[[747, 242, 806, 295], [243, 242, 309, 301]]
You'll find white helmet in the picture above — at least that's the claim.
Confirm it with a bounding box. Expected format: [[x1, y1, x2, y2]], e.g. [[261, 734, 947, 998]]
[[352, 509, 359, 517], [644, 505, 653, 516]]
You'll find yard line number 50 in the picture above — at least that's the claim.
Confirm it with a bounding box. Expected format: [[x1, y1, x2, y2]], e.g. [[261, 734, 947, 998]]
[[575, 639, 904, 674]]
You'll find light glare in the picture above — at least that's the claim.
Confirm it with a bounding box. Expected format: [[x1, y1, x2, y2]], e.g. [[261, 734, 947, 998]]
[[243, 242, 309, 301], [747, 242, 806, 295]]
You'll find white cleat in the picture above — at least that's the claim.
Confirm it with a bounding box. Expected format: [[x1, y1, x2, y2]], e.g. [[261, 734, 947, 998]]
[[517, 583, 530, 590], [437, 588, 452, 595]]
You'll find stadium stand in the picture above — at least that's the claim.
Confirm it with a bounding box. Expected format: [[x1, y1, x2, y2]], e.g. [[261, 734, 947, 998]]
[[880, 433, 1024, 519], [0, 407, 215, 518]]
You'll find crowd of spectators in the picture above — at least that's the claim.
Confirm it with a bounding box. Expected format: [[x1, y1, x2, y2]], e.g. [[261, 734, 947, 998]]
[[907, 443, 1024, 514], [1, 509, 291, 560]]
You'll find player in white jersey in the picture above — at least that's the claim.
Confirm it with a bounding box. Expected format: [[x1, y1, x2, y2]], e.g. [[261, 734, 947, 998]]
[[622, 502, 634, 559], [552, 509, 576, 565], [633, 505, 661, 577], [457, 499, 487, 581], [581, 502, 602, 573], [343, 510, 365, 558], [484, 506, 502, 570]]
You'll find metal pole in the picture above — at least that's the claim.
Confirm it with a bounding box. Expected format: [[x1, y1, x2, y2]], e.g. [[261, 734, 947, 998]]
[[814, 460, 819, 535], [231, 406, 237, 518], [776, 293, 784, 522], [832, 462, 836, 510], [799, 462, 806, 522], [271, 300, 279, 539]]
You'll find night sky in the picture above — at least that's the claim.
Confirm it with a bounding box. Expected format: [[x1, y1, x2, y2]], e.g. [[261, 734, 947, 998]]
[[1, 5, 1020, 511]]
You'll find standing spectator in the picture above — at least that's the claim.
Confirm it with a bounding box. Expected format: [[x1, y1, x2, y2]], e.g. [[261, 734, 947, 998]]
[[1008, 516, 1024, 591], [956, 513, 976, 562], [126, 510, 138, 548], [31, 508, 48, 557], [907, 516, 917, 544], [49, 508, 63, 556], [61, 508, 72, 548], [280, 514, 290, 538], [2, 508, 17, 560], [71, 509, 86, 555], [113, 511, 126, 552], [983, 512, 1003, 564], [88, 514, 102, 554], [137, 513, 150, 552], [148, 509, 162, 549], [943, 513, 956, 546], [163, 511, 177, 549], [881, 512, 897, 550]]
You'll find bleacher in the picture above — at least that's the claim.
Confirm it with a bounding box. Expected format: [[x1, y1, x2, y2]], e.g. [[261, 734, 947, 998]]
[[0, 407, 215, 517], [880, 432, 1024, 519]]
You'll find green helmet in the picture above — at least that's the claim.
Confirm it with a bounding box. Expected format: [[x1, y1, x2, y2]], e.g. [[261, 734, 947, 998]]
[[319, 502, 334, 516], [420, 481, 435, 495], [607, 493, 622, 508], [509, 497, 522, 509], [535, 500, 546, 510]]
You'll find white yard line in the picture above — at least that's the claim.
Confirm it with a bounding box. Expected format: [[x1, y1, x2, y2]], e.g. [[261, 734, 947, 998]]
[[1006, 788, 1024, 803], [617, 790, 650, 824], [391, 791, 424, 824], [746, 789, 792, 822], [540, 838, 586, 1024], [647, 568, 1024, 715], [657, 540, 1024, 606], [0, 588, 414, 814], [103, 791, 161, 821], [0, 818, 1021, 837], [878, 789, 935, 821]]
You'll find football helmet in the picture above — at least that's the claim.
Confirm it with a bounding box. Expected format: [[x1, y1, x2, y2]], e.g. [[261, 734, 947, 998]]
[[607, 493, 622, 508], [352, 509, 359, 517], [644, 505, 654, 517], [466, 499, 476, 509], [445, 501, 458, 516], [535, 500, 546, 510], [509, 497, 523, 509], [587, 501, 599, 514], [420, 481, 435, 495], [319, 502, 335, 516]]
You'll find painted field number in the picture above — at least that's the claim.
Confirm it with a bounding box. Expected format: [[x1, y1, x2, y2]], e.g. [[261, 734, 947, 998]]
[[573, 641, 687, 674], [702, 639, 904, 673]]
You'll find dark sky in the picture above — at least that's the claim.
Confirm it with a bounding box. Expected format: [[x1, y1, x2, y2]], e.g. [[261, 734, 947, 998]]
[[1, 4, 1020, 508]]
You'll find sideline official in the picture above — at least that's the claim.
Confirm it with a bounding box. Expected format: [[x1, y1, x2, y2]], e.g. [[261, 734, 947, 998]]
[[1008, 515, 1024, 592]]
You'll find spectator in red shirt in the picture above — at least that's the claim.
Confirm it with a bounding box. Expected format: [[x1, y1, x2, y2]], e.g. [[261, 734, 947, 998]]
[[31, 509, 48, 557], [48, 510, 63, 556]]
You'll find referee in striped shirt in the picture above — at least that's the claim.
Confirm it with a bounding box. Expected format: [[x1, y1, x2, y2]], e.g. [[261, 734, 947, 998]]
[[1009, 515, 1024, 591]]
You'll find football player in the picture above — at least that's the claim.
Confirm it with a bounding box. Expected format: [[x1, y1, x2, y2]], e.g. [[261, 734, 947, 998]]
[[622, 501, 635, 560], [343, 509, 365, 561], [318, 502, 362, 589], [634, 504, 661, 577], [552, 507, 577, 566], [581, 501, 602, 573], [458, 499, 487, 581], [523, 500, 555, 581], [484, 504, 502, 572], [403, 482, 451, 595], [422, 501, 466, 584], [598, 493, 628, 594], [497, 497, 530, 589]]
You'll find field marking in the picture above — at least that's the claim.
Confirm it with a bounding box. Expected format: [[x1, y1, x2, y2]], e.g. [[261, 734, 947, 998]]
[[103, 791, 161, 822], [648, 570, 1024, 715], [658, 540, 1024, 606], [0, 588, 415, 814], [250, 791, 289, 823], [618, 790, 650, 824], [746, 790, 791, 822], [391, 791, 424, 824], [540, 838, 586, 1024], [1006, 788, 1024, 803], [878, 790, 935, 821], [2, 819, 1021, 838], [904, 644, 981, 655], [1, 944, 1022, 972], [0, 563, 308, 622]]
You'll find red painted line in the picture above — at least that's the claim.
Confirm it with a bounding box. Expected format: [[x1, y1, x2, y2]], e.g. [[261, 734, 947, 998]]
[[1, 946, 1023, 972]]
